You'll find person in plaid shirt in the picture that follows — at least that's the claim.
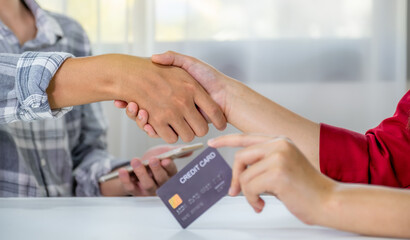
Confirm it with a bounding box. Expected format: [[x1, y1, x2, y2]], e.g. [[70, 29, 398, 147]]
[[0, 0, 226, 197]]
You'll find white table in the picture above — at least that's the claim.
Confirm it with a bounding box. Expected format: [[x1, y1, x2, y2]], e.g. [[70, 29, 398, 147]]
[[0, 196, 394, 240]]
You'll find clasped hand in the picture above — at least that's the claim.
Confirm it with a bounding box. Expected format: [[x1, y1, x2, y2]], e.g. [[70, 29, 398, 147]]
[[114, 56, 226, 143]]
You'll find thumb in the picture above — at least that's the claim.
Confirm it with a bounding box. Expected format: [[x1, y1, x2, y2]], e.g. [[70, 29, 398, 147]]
[[152, 51, 196, 71], [151, 51, 174, 65]]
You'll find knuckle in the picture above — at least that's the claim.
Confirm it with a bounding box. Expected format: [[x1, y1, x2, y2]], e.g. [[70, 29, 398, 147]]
[[153, 113, 174, 126], [143, 182, 156, 192], [173, 95, 190, 107], [235, 149, 247, 162], [234, 152, 241, 161], [162, 108, 176, 118], [272, 151, 287, 165], [181, 81, 197, 94], [276, 138, 293, 150], [149, 116, 163, 126], [239, 174, 248, 186]]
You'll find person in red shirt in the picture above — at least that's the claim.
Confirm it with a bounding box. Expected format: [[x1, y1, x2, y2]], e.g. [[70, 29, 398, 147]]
[[321, 96, 410, 187], [116, 51, 410, 238]]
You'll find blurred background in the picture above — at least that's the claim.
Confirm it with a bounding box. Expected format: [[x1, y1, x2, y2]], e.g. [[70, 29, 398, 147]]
[[37, 0, 408, 167]]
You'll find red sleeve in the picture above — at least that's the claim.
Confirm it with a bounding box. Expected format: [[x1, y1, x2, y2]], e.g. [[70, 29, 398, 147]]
[[320, 91, 410, 188]]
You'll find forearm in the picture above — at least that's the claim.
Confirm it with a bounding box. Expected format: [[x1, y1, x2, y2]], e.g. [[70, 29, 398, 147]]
[[320, 183, 410, 238], [47, 54, 121, 109], [223, 77, 320, 168], [0, 52, 75, 123]]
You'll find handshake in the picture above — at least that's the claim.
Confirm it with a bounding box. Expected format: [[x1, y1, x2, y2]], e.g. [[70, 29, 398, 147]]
[[113, 52, 236, 142], [49, 51, 239, 143], [48, 50, 410, 239]]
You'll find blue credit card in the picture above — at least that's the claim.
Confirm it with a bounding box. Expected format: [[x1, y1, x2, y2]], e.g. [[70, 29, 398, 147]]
[[156, 147, 232, 229]]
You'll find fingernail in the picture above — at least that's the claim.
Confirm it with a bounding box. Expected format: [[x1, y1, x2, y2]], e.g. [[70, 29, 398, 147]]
[[207, 138, 215, 145], [143, 126, 152, 136], [131, 159, 142, 168], [137, 112, 142, 120], [128, 106, 135, 114]]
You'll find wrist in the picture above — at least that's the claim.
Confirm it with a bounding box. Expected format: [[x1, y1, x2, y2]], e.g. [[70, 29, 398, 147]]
[[96, 54, 128, 101], [222, 76, 251, 123], [316, 179, 340, 226], [48, 55, 120, 108], [100, 178, 128, 196], [109, 54, 152, 102]]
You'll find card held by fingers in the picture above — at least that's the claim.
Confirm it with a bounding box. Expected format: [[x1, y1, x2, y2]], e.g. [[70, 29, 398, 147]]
[[156, 147, 232, 229]]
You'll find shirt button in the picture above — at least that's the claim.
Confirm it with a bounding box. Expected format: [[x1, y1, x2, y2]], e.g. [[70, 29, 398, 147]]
[[40, 159, 47, 167]]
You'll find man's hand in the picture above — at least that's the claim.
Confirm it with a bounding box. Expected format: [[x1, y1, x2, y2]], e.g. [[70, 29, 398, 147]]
[[207, 134, 335, 225], [48, 54, 227, 143], [115, 55, 226, 143], [114, 51, 238, 137]]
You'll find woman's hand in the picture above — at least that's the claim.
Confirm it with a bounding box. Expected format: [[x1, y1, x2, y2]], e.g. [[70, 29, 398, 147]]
[[115, 51, 320, 171], [113, 100, 159, 138], [208, 134, 335, 225]]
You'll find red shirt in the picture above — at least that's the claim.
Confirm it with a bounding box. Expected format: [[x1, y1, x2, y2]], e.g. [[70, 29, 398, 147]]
[[320, 91, 410, 188]]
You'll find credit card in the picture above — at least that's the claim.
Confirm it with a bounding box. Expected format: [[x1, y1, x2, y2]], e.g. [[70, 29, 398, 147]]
[[156, 147, 232, 229]]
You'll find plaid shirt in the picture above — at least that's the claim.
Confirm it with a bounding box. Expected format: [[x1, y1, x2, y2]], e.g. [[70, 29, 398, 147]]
[[0, 0, 124, 197]]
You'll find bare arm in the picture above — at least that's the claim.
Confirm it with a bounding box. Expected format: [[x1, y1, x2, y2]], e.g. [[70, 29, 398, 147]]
[[222, 80, 320, 168], [46, 54, 226, 143], [1, 1, 226, 143], [150, 52, 320, 168], [47, 54, 118, 108], [209, 134, 410, 238], [322, 184, 410, 237]]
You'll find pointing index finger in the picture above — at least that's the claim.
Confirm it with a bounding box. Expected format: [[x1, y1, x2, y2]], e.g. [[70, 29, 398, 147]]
[[208, 134, 273, 148]]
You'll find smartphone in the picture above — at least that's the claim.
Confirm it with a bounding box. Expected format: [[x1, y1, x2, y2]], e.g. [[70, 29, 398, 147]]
[[98, 143, 204, 183]]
